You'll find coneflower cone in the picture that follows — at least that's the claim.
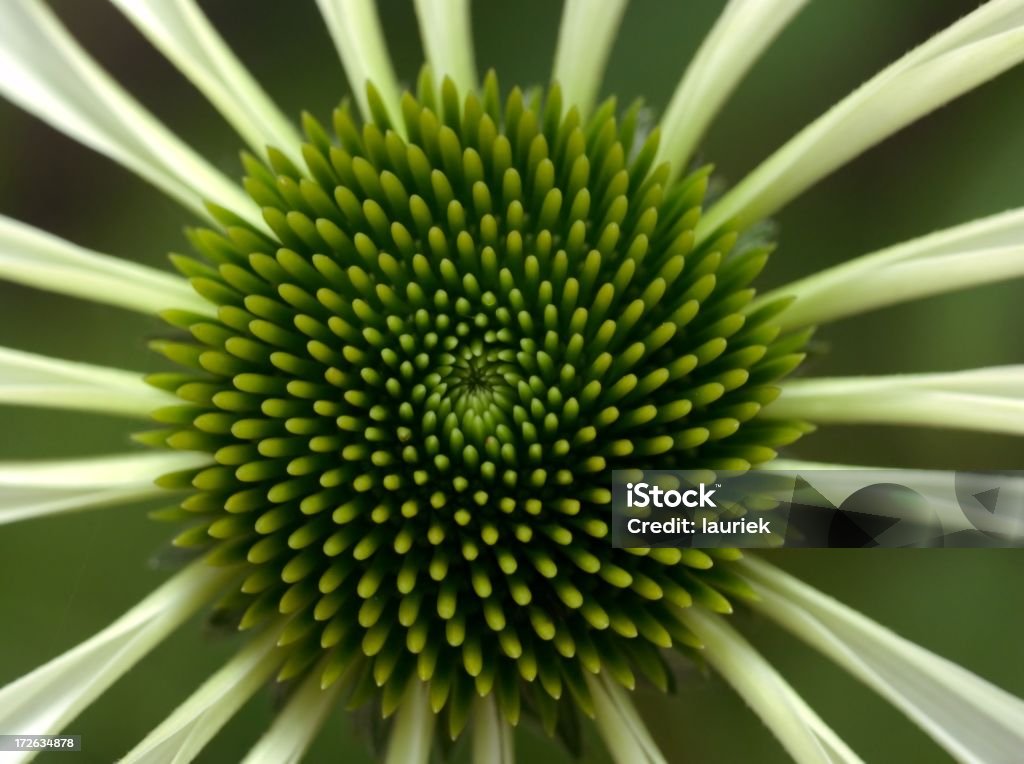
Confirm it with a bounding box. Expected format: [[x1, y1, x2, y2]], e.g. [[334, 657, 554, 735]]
[[141, 70, 811, 742]]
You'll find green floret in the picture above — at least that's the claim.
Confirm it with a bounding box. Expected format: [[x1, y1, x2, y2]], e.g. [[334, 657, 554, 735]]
[[142, 69, 811, 745]]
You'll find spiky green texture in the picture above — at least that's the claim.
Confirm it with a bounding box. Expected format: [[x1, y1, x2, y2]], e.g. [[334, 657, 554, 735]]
[[144, 71, 810, 741]]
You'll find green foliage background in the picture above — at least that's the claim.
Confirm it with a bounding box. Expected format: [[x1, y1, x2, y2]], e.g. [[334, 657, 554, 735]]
[[0, 1, 1022, 761]]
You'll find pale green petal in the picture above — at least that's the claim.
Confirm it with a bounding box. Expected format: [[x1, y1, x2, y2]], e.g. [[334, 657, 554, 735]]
[[0, 0, 260, 225], [0, 215, 211, 315], [0, 561, 234, 763], [552, 0, 629, 115], [413, 0, 477, 95], [697, 0, 1024, 241], [768, 245, 1024, 328], [585, 672, 667, 764], [472, 695, 514, 764], [315, 0, 403, 125], [771, 367, 1024, 435], [0, 344, 175, 417], [0, 451, 211, 526], [109, 0, 301, 162], [739, 556, 1024, 763], [759, 207, 1024, 328], [240, 660, 342, 764], [657, 0, 810, 178], [121, 624, 286, 764], [384, 681, 434, 764], [679, 607, 863, 764]]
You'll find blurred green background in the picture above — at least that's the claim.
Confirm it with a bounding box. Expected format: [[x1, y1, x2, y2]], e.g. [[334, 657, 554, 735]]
[[1, 1, 1023, 762]]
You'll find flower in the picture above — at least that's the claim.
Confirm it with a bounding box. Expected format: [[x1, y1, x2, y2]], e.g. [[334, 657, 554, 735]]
[[1, 0, 1023, 762]]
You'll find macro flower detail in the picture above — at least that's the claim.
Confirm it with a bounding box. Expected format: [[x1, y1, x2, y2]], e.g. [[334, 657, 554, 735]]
[[1, 0, 1024, 763], [144, 69, 812, 739]]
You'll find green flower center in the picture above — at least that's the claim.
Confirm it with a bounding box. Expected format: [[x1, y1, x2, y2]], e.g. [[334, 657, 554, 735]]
[[143, 70, 810, 741]]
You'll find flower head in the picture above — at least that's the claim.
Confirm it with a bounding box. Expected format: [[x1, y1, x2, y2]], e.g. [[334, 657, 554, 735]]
[[1, 0, 1024, 762], [144, 71, 814, 737]]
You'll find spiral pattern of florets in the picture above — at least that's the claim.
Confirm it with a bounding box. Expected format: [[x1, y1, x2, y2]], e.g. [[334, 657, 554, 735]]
[[144, 70, 810, 739]]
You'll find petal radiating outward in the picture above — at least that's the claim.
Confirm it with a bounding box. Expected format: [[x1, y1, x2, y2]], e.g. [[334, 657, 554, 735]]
[[770, 366, 1024, 435], [0, 451, 210, 526], [758, 207, 1024, 328], [739, 557, 1024, 763], [657, 0, 810, 178], [239, 660, 343, 764], [315, 0, 403, 125], [679, 607, 863, 764], [472, 695, 514, 764], [585, 672, 668, 764], [413, 0, 477, 95], [552, 0, 629, 115], [0, 345, 174, 417], [0, 0, 258, 223], [384, 681, 434, 764], [0, 215, 212, 315], [0, 561, 235, 763], [120, 624, 286, 764], [109, 0, 301, 163], [697, 0, 1024, 241]]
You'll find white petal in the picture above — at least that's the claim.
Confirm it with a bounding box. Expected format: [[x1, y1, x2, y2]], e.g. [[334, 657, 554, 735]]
[[314, 0, 403, 125], [109, 0, 300, 163], [759, 207, 1024, 328], [697, 0, 1024, 241], [384, 681, 434, 764], [120, 624, 285, 764], [0, 344, 174, 417], [472, 695, 514, 764], [240, 661, 342, 764], [0, 451, 210, 526], [0, 0, 260, 225], [552, 0, 629, 115], [585, 672, 667, 764], [413, 0, 477, 96], [0, 561, 233, 763], [657, 0, 810, 177], [678, 607, 863, 764], [0, 215, 211, 315], [739, 556, 1024, 764], [771, 246, 1024, 328], [770, 367, 1024, 435]]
